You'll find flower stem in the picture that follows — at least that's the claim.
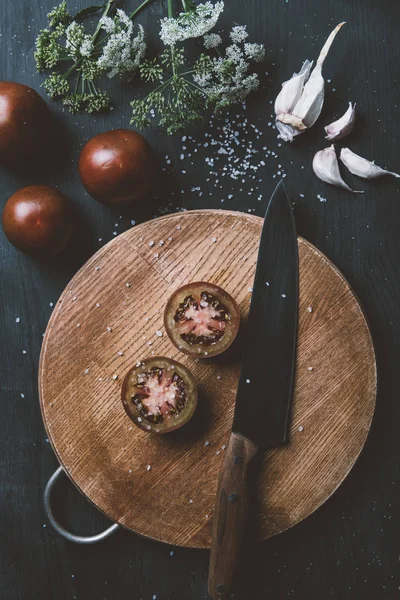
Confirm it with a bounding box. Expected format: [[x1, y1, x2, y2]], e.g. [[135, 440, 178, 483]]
[[92, 0, 113, 43], [74, 72, 81, 94], [129, 0, 154, 20], [167, 0, 173, 18]]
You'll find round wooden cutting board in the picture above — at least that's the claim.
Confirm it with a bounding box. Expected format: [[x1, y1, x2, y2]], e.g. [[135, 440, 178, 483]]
[[39, 210, 377, 549]]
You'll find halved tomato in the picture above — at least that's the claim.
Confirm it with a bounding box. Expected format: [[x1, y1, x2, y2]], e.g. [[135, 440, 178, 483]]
[[121, 357, 197, 434], [164, 282, 240, 358]]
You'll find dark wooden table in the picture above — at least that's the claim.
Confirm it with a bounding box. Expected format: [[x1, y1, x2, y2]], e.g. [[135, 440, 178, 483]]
[[1, 0, 399, 598]]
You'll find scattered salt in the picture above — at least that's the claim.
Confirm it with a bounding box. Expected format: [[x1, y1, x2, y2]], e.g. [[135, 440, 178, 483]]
[[149, 241, 155, 247], [155, 331, 163, 337], [147, 465, 151, 471], [15, 317, 20, 323], [298, 426, 304, 432]]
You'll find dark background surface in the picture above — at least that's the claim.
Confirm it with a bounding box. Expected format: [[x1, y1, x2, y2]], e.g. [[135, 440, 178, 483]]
[[1, 0, 399, 598]]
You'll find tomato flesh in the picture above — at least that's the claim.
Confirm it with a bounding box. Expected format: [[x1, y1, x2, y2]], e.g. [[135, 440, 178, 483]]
[[122, 357, 197, 433], [165, 283, 240, 358]]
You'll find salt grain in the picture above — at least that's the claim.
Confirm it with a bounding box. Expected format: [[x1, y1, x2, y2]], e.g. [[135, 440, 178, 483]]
[[112, 374, 118, 380], [125, 283, 131, 288], [149, 241, 155, 247], [15, 317, 21, 323], [307, 367, 313, 372], [22, 350, 27, 355], [147, 465, 151, 471], [307, 306, 313, 313], [204, 441, 210, 446], [211, 237, 217, 243], [76, 323, 81, 328], [20, 393, 25, 398], [246, 378, 251, 384], [84, 368, 90, 374], [282, 294, 287, 298], [298, 426, 304, 432]]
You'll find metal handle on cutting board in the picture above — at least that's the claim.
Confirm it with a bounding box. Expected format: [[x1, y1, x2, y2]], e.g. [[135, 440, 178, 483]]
[[43, 466, 120, 544]]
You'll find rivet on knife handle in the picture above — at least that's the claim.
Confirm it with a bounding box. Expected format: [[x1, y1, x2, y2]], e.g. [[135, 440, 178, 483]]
[[208, 431, 258, 599]]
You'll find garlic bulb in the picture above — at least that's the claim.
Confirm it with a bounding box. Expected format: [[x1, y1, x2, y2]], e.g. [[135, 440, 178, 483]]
[[325, 102, 356, 141], [312, 146, 363, 192], [340, 148, 400, 179], [275, 22, 345, 142]]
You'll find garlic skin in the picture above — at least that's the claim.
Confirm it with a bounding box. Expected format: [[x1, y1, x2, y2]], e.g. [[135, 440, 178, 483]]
[[325, 102, 356, 141], [312, 146, 363, 192], [340, 147, 400, 179], [274, 61, 313, 141], [275, 22, 345, 142]]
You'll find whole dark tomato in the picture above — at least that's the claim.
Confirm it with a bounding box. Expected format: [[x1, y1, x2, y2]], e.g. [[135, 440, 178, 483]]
[[164, 282, 241, 358], [2, 185, 75, 257], [78, 129, 154, 205], [0, 82, 51, 168], [121, 357, 198, 434]]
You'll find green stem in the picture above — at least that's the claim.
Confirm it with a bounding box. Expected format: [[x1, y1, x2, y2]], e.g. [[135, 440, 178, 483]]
[[167, 0, 173, 18], [92, 0, 113, 43], [129, 0, 154, 20], [186, 79, 206, 95], [74, 72, 81, 94], [64, 62, 78, 78]]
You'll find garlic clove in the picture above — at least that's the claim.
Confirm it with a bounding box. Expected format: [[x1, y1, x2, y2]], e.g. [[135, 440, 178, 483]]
[[274, 60, 313, 117], [275, 22, 345, 141], [325, 102, 356, 141], [340, 147, 400, 179], [312, 145, 363, 192]]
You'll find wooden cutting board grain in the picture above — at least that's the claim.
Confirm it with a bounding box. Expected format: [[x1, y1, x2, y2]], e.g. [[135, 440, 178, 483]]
[[38, 210, 377, 548]]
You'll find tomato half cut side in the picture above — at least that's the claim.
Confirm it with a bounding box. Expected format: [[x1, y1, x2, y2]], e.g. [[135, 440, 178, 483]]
[[164, 282, 240, 358], [121, 357, 198, 434]]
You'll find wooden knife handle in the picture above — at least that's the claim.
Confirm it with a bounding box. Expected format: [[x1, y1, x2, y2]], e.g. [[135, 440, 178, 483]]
[[208, 431, 258, 600]]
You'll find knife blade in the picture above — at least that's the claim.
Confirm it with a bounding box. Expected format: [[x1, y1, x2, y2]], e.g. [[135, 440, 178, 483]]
[[208, 181, 298, 600]]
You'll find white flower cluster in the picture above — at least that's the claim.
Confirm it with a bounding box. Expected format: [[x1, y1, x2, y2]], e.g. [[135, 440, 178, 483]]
[[65, 21, 94, 60], [203, 33, 222, 49], [160, 1, 224, 46], [230, 25, 248, 44], [194, 26, 265, 105], [98, 9, 146, 78], [65, 22, 85, 59]]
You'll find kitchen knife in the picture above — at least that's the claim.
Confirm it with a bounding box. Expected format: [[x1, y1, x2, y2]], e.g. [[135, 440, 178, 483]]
[[208, 180, 298, 599]]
